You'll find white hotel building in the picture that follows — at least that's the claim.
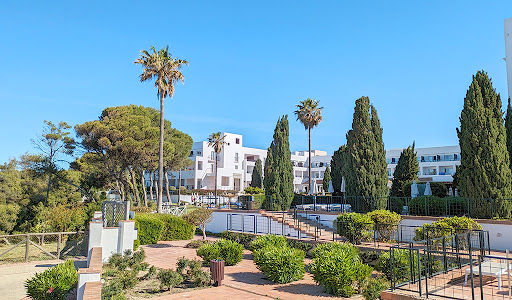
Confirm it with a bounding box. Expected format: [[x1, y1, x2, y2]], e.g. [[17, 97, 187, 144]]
[[151, 132, 461, 194]]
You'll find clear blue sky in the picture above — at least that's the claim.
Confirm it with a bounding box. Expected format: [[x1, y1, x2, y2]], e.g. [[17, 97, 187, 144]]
[[1, 1, 512, 165]]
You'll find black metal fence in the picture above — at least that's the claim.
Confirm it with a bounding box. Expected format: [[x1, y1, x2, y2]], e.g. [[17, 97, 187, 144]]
[[102, 201, 129, 227]]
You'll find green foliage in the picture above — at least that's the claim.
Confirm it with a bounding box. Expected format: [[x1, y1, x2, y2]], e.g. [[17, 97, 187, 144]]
[[506, 97, 512, 170], [102, 249, 149, 299], [220, 230, 254, 248], [156, 214, 195, 241], [456, 71, 512, 202], [359, 251, 380, 265], [253, 246, 305, 283], [336, 213, 373, 244], [182, 208, 212, 239], [25, 260, 77, 300], [287, 239, 313, 254], [0, 203, 20, 234], [409, 196, 467, 217], [244, 186, 264, 194], [263, 115, 294, 210], [429, 182, 448, 198], [309, 242, 372, 297], [185, 239, 212, 248], [249, 234, 288, 252], [175, 257, 212, 287], [413, 216, 482, 241], [390, 143, 419, 197], [330, 145, 347, 195], [376, 249, 419, 282], [158, 269, 183, 291], [134, 215, 164, 246], [367, 210, 401, 241], [250, 158, 263, 188], [196, 239, 244, 266], [344, 97, 388, 205], [362, 276, 389, 300], [323, 165, 332, 193]]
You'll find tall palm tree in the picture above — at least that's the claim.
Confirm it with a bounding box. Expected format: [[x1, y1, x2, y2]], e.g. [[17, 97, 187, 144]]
[[208, 132, 226, 206], [135, 46, 188, 213], [294, 98, 324, 195]]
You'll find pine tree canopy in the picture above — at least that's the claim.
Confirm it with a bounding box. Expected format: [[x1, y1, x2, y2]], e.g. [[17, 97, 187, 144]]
[[456, 70, 512, 203], [390, 143, 419, 197]]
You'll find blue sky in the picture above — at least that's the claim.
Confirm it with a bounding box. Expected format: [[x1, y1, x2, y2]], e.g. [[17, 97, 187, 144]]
[[1, 1, 512, 165]]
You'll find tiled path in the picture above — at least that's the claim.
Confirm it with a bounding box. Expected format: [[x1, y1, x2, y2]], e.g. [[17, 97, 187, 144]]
[[142, 237, 343, 299]]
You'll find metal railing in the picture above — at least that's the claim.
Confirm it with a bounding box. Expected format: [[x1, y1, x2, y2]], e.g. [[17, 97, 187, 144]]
[[0, 231, 88, 263], [161, 204, 187, 216], [102, 201, 129, 227]]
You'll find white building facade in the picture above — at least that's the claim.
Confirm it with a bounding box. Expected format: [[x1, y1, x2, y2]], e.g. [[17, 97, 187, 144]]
[[386, 145, 461, 184], [151, 132, 331, 194]]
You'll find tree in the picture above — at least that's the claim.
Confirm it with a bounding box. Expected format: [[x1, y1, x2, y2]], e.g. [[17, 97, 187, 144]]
[[456, 71, 512, 209], [208, 132, 226, 206], [263, 116, 294, 210], [32, 121, 75, 206], [390, 143, 419, 197], [345, 97, 388, 210], [506, 97, 512, 170], [250, 158, 263, 188], [135, 46, 189, 213], [330, 145, 347, 195], [294, 98, 323, 194], [183, 207, 213, 240], [322, 165, 331, 193]]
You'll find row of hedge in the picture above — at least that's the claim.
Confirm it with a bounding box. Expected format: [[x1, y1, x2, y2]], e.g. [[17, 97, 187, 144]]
[[336, 210, 402, 244], [134, 214, 195, 249]]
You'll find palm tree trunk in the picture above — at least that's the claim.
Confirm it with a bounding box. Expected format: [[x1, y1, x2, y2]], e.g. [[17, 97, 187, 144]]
[[215, 153, 218, 207], [158, 94, 164, 213], [309, 128, 312, 195], [164, 169, 171, 205], [141, 170, 148, 206], [149, 171, 154, 204]]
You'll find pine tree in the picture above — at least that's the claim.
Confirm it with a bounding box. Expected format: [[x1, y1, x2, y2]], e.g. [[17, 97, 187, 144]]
[[250, 158, 263, 188], [322, 165, 331, 193], [505, 97, 512, 170], [263, 116, 294, 210], [456, 71, 512, 218], [330, 145, 347, 195], [345, 97, 388, 211], [390, 143, 419, 197]]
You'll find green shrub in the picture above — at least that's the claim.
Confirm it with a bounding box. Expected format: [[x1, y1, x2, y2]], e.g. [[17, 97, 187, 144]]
[[376, 249, 419, 282], [362, 276, 389, 300], [335, 212, 373, 244], [287, 239, 313, 254], [409, 196, 467, 217], [367, 210, 401, 242], [134, 214, 164, 246], [175, 257, 211, 287], [414, 216, 482, 241], [25, 260, 77, 300], [244, 187, 264, 194], [155, 214, 195, 241], [221, 230, 254, 248], [185, 239, 212, 248], [249, 234, 288, 252], [403, 182, 448, 198], [253, 246, 305, 283], [309, 242, 372, 297], [158, 269, 183, 291], [359, 251, 380, 265], [196, 239, 244, 266]]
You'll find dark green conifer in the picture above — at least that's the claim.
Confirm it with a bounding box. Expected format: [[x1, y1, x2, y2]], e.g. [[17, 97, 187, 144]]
[[322, 165, 331, 193], [505, 97, 512, 170], [330, 145, 347, 195], [390, 143, 419, 197], [250, 158, 263, 188]]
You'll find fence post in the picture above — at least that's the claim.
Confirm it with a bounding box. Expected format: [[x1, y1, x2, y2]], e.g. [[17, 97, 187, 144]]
[[468, 231, 475, 300], [57, 233, 62, 259], [25, 234, 29, 262], [242, 214, 245, 232], [442, 237, 447, 273]]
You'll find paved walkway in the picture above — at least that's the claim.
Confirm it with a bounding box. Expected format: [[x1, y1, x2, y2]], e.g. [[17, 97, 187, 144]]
[[143, 237, 349, 299]]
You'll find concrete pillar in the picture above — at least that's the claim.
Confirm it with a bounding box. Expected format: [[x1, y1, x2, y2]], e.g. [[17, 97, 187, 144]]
[[117, 220, 137, 255], [87, 221, 103, 266]]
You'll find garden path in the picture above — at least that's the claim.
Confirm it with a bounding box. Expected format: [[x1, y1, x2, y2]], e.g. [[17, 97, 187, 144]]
[[142, 237, 352, 300]]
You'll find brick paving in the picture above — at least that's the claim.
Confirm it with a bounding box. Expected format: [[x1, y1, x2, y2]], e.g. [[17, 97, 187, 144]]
[[142, 237, 344, 299]]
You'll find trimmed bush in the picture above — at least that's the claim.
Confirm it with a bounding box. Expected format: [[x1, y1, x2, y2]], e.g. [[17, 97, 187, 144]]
[[25, 260, 77, 300], [287, 239, 313, 254], [134, 215, 164, 246], [196, 239, 244, 266], [409, 196, 467, 217], [309, 242, 372, 297], [375, 249, 419, 281], [220, 230, 254, 248], [362, 276, 389, 300], [335, 212, 373, 244], [253, 246, 305, 283], [156, 214, 195, 241], [249, 234, 288, 252], [367, 209, 401, 242], [414, 216, 482, 241]]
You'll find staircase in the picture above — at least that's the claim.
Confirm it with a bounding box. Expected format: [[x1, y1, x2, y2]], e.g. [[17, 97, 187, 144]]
[[259, 210, 334, 241]]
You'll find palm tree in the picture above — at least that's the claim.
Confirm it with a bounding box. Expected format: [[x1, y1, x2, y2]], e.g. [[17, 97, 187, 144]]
[[294, 98, 323, 195], [135, 46, 188, 213], [208, 132, 226, 206]]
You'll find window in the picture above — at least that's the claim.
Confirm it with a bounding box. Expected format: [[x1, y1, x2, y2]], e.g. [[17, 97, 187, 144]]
[[319, 162, 324, 167], [235, 165, 238, 169], [234, 152, 239, 163], [235, 138, 240, 144], [198, 161, 203, 170], [211, 151, 215, 159], [221, 176, 229, 186]]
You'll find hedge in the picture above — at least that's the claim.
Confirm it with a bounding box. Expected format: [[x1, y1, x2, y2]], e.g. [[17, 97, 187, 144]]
[[253, 246, 305, 283], [134, 214, 195, 248], [156, 214, 195, 241], [196, 239, 244, 266], [335, 212, 373, 244], [134, 215, 164, 247], [249, 235, 288, 252], [409, 196, 467, 217]]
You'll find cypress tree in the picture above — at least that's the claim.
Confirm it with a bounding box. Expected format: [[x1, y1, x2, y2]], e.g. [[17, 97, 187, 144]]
[[322, 165, 331, 193], [505, 97, 512, 170], [456, 71, 512, 216], [330, 145, 347, 195], [345, 97, 388, 210], [263, 115, 294, 210], [250, 158, 263, 188], [390, 143, 419, 197]]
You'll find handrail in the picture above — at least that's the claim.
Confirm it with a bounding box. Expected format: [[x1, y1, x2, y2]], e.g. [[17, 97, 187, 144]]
[[0, 231, 86, 238]]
